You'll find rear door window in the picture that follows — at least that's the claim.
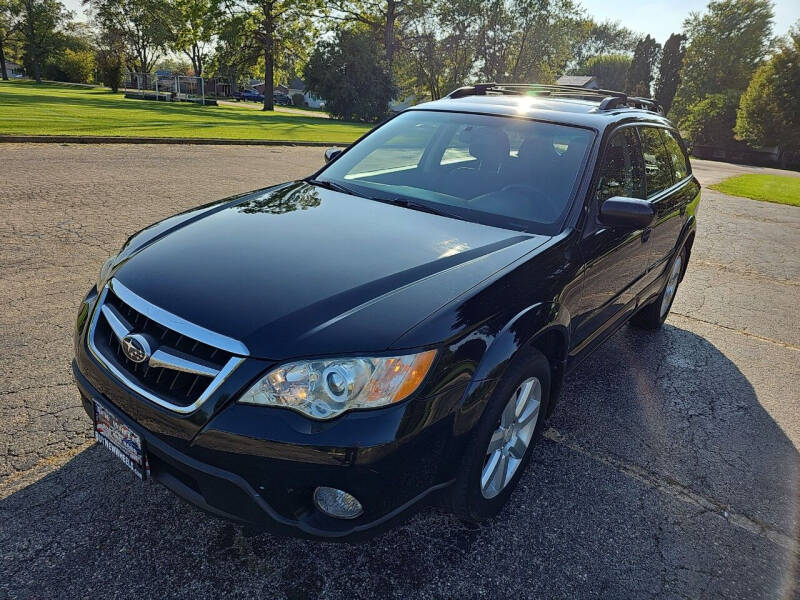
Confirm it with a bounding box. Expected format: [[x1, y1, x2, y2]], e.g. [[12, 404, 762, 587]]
[[663, 131, 691, 181], [595, 128, 645, 203], [639, 127, 674, 197]]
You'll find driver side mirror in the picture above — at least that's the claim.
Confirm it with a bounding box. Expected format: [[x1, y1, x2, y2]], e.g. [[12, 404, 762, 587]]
[[599, 196, 654, 229], [324, 147, 343, 162]]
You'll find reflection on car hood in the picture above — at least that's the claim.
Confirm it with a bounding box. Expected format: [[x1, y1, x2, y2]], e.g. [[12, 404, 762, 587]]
[[113, 182, 548, 359]]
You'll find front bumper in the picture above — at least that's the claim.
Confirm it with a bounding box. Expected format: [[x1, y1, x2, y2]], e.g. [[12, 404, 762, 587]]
[[72, 359, 461, 541]]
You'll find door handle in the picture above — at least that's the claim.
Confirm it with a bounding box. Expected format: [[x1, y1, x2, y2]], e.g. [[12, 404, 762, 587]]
[[642, 227, 652, 242]]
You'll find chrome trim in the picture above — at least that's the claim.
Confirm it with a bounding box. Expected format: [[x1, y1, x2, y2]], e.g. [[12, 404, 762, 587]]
[[149, 348, 220, 378], [109, 279, 249, 356], [101, 303, 133, 342], [87, 284, 245, 414]]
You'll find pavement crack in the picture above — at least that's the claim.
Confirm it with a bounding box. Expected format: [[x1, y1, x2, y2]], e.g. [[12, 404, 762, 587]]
[[670, 312, 800, 351], [543, 427, 800, 557]]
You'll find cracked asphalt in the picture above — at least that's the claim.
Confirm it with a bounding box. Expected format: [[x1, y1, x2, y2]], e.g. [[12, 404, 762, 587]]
[[1, 144, 798, 599]]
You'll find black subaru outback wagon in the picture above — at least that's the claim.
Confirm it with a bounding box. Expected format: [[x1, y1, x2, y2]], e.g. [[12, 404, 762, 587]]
[[73, 83, 700, 540]]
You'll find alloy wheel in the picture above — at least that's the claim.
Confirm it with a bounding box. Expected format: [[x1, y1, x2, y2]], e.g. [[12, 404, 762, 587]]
[[480, 376, 541, 499], [660, 255, 683, 318]]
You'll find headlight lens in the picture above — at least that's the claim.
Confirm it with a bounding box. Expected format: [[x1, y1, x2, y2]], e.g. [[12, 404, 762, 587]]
[[97, 255, 117, 290], [238, 350, 437, 420]]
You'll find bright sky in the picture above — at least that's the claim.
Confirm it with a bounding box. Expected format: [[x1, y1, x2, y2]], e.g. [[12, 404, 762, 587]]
[[63, 0, 800, 41]]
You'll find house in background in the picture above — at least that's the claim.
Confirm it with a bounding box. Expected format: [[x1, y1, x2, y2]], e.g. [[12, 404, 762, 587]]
[[286, 77, 325, 108], [252, 77, 325, 108], [4, 60, 25, 78], [555, 75, 599, 89]]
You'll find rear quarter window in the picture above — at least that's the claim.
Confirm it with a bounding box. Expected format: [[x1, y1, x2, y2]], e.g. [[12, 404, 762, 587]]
[[663, 131, 691, 181]]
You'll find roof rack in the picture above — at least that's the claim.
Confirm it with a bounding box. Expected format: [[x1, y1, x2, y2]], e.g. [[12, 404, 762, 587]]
[[446, 83, 663, 115]]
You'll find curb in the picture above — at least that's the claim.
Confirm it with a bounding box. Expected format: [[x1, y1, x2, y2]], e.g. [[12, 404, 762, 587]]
[[0, 135, 338, 147]]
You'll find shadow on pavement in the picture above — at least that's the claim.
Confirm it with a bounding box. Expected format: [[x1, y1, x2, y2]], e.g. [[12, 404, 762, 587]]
[[2, 324, 798, 599]]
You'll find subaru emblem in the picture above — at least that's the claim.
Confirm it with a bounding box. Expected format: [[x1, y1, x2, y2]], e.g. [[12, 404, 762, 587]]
[[121, 334, 151, 364]]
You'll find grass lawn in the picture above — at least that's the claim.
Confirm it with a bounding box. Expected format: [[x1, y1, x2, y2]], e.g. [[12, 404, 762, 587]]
[[709, 173, 800, 207], [0, 80, 371, 143]]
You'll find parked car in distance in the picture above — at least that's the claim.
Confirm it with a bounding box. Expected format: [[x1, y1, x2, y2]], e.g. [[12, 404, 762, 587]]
[[273, 92, 293, 106], [73, 83, 700, 541], [238, 89, 264, 102]]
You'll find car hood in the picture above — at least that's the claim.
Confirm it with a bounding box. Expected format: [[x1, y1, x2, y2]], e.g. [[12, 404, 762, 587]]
[[113, 182, 548, 359]]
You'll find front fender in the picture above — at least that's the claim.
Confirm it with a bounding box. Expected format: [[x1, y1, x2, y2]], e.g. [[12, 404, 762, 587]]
[[437, 302, 570, 480]]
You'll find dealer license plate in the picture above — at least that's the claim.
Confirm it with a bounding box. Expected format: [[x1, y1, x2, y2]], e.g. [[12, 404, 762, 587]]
[[93, 400, 150, 480]]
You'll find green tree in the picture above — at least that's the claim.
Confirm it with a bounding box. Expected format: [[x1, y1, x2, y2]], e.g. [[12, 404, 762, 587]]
[[87, 0, 173, 73], [682, 90, 740, 145], [95, 22, 125, 91], [326, 0, 426, 68], [226, 0, 319, 111], [654, 33, 686, 114], [735, 26, 800, 167], [570, 18, 639, 71], [17, 0, 70, 82], [206, 11, 259, 88], [304, 26, 395, 121], [0, 0, 17, 80], [671, 0, 773, 124], [584, 53, 630, 90], [398, 0, 480, 99], [169, 0, 220, 76], [625, 34, 660, 96]]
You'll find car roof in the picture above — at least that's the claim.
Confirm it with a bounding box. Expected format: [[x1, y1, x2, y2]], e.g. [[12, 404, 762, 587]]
[[410, 94, 675, 131]]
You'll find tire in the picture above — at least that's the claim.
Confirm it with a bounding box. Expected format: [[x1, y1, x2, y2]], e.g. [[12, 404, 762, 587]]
[[451, 349, 551, 522], [631, 246, 687, 330]]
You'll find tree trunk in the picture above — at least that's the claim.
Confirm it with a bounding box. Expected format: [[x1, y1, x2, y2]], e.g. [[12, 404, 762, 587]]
[[0, 39, 8, 81], [24, 3, 41, 83], [193, 43, 202, 77], [262, 11, 274, 111], [384, 0, 396, 66]]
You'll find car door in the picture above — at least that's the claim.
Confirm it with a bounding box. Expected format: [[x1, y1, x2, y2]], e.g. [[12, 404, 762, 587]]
[[638, 127, 691, 282], [572, 126, 650, 355]]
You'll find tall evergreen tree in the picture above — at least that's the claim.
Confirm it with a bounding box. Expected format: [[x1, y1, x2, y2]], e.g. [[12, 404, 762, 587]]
[[654, 33, 686, 114], [625, 34, 660, 96]]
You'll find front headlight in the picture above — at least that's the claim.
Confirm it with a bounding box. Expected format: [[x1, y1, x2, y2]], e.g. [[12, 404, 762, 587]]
[[238, 350, 437, 420], [97, 255, 117, 290]]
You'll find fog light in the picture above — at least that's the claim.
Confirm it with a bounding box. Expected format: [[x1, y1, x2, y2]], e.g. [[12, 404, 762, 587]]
[[313, 486, 363, 519]]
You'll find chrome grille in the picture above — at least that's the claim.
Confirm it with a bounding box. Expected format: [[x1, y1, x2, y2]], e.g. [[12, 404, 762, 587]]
[[88, 279, 247, 413]]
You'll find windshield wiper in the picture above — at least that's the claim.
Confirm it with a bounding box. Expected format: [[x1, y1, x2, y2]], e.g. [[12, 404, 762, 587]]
[[306, 178, 366, 198], [376, 197, 467, 222]]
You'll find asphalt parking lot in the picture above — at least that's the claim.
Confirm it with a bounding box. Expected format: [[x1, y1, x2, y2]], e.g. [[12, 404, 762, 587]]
[[1, 143, 798, 599]]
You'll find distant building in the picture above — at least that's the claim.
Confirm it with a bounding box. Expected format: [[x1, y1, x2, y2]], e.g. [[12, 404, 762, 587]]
[[4, 60, 24, 78], [252, 77, 325, 108], [555, 75, 600, 89]]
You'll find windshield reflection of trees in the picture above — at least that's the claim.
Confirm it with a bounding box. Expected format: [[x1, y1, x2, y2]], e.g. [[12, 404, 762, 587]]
[[237, 183, 321, 215]]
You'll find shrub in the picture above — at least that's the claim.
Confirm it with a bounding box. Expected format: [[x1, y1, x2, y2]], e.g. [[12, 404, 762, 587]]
[[61, 49, 96, 84]]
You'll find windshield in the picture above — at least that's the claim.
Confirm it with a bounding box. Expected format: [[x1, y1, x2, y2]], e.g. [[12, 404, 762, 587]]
[[317, 110, 594, 234]]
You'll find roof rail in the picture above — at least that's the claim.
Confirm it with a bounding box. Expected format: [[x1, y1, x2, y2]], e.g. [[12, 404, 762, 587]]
[[447, 83, 663, 115]]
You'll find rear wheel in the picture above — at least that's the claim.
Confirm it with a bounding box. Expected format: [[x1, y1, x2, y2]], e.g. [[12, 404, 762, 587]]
[[451, 349, 550, 521], [632, 246, 686, 330]]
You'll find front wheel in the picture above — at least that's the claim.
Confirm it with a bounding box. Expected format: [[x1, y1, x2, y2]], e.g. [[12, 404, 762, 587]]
[[451, 350, 551, 522], [631, 246, 686, 330]]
